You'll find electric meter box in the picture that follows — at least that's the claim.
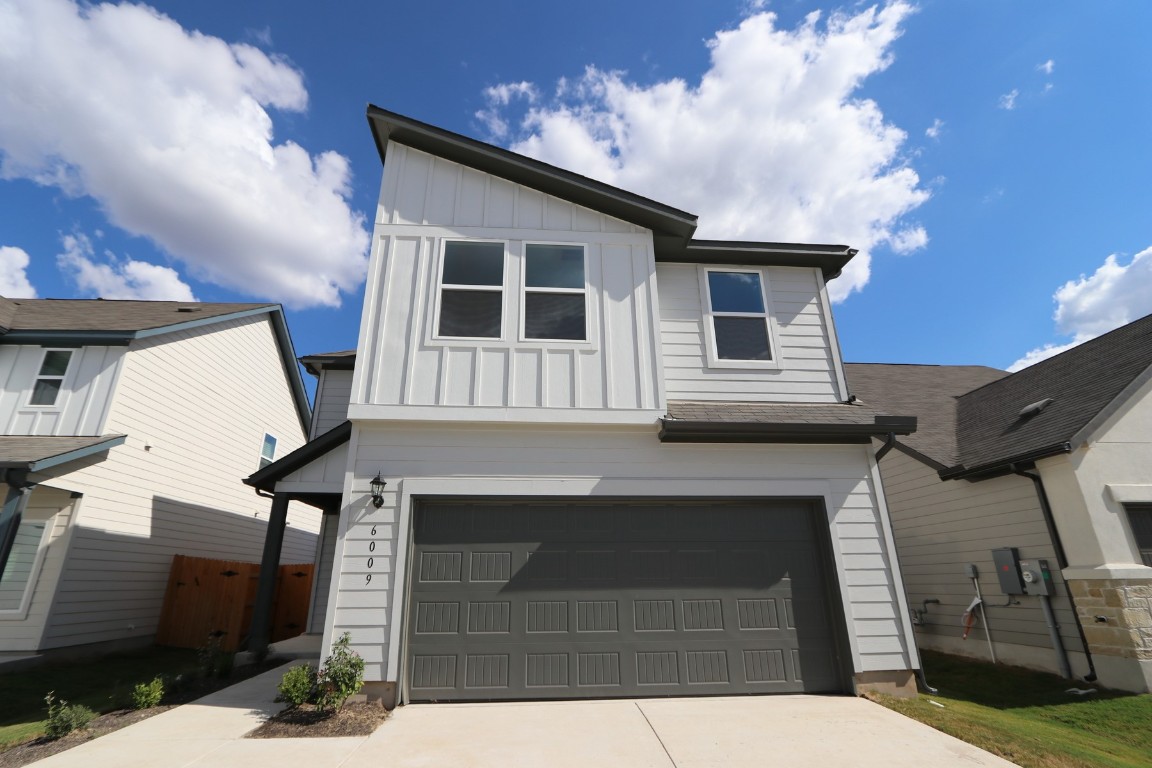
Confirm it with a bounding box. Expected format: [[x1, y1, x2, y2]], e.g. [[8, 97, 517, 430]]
[[992, 547, 1026, 594], [1018, 558, 1054, 596]]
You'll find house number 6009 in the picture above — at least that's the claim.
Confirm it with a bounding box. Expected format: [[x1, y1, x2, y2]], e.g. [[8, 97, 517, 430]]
[[365, 525, 379, 584]]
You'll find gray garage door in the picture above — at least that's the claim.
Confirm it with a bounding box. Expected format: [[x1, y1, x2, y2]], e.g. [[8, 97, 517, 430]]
[[407, 500, 846, 701]]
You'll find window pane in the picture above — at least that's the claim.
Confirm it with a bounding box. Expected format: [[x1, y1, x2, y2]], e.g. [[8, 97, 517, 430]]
[[0, 520, 46, 610], [442, 242, 504, 286], [525, 293, 586, 340], [714, 317, 772, 360], [1128, 506, 1152, 567], [30, 379, 61, 406], [439, 290, 502, 338], [261, 435, 277, 461], [525, 244, 585, 289], [708, 272, 765, 313], [39, 350, 72, 376]]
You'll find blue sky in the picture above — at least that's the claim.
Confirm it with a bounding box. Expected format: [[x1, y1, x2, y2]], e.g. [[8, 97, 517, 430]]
[[2, 0, 1151, 387]]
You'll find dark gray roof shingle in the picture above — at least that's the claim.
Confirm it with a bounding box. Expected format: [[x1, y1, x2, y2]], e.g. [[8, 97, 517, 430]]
[[1, 298, 274, 333], [0, 435, 126, 470], [845, 363, 1008, 466], [666, 400, 889, 425]]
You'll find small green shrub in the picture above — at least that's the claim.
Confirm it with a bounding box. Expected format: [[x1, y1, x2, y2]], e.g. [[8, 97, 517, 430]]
[[315, 633, 364, 712], [130, 676, 165, 710], [197, 631, 234, 679], [276, 664, 317, 707], [44, 692, 95, 739]]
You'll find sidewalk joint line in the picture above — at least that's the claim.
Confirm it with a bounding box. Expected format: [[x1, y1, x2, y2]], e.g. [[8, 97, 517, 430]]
[[635, 702, 678, 768]]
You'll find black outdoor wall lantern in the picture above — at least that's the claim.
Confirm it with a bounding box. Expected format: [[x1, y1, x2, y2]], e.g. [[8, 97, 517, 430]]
[[370, 473, 386, 508]]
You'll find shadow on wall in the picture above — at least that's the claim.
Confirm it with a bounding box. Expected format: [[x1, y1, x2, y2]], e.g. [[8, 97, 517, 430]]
[[38, 495, 317, 650]]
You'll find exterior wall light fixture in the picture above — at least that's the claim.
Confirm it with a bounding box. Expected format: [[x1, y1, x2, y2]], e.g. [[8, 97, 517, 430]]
[[370, 473, 387, 508]]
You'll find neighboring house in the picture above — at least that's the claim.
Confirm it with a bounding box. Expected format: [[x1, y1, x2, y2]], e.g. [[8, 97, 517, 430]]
[[847, 313, 1152, 693], [247, 106, 923, 707], [0, 297, 320, 656]]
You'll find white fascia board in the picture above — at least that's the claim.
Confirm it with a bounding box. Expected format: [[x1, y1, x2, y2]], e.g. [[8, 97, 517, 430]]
[[346, 403, 662, 426]]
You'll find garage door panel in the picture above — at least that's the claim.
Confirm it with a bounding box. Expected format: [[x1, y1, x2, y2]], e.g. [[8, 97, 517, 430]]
[[408, 500, 846, 700]]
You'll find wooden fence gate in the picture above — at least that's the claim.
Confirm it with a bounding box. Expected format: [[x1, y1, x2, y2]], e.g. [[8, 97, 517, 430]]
[[156, 555, 315, 652]]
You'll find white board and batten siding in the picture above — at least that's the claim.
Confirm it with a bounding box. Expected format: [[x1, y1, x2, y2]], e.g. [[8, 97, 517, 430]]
[[23, 314, 320, 650], [657, 263, 843, 403], [350, 144, 664, 423], [0, 345, 124, 436], [881, 449, 1087, 674], [322, 425, 915, 684]]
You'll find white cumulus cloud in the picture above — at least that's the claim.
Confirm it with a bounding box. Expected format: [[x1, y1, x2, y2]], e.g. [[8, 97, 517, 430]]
[[999, 89, 1019, 110], [925, 118, 944, 139], [480, 2, 929, 301], [0, 245, 37, 297], [1037, 59, 1055, 75], [0, 0, 368, 308], [1008, 246, 1152, 370], [57, 233, 197, 301]]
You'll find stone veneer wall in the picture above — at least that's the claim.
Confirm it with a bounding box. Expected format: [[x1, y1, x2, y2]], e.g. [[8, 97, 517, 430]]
[[1068, 579, 1152, 663]]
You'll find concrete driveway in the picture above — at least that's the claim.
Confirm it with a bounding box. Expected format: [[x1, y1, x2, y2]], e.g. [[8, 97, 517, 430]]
[[28, 665, 1018, 768]]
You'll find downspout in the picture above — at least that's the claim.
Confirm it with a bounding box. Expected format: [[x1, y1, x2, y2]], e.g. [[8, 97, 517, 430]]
[[874, 433, 937, 694], [1010, 464, 1098, 682]]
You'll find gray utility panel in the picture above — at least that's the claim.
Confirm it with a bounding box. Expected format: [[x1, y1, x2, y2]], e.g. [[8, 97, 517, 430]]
[[407, 499, 847, 701]]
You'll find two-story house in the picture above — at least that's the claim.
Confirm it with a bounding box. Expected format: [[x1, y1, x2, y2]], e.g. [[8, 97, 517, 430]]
[[248, 107, 922, 707], [0, 297, 319, 658]]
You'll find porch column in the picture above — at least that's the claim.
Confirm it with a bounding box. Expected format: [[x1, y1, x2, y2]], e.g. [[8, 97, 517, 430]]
[[0, 470, 34, 579], [247, 491, 290, 655]]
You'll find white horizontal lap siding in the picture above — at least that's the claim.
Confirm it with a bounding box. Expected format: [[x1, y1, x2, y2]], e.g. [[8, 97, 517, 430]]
[[325, 425, 911, 684], [352, 144, 661, 419], [311, 369, 352, 437], [657, 264, 840, 402], [0, 486, 76, 651], [36, 314, 319, 650], [0, 345, 124, 436], [881, 449, 1084, 663]]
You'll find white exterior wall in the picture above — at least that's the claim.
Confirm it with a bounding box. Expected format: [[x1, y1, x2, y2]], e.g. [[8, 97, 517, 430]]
[[350, 144, 664, 425], [658, 263, 844, 402], [310, 368, 353, 438], [12, 314, 320, 650], [880, 448, 1088, 677], [0, 344, 124, 436], [323, 424, 916, 688], [0, 486, 78, 651], [1039, 377, 1152, 580]]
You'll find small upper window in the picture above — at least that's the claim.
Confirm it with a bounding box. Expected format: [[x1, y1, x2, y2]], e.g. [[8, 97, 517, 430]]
[[29, 350, 73, 406], [437, 241, 505, 339], [703, 270, 774, 364], [259, 434, 277, 469], [1126, 504, 1152, 567], [523, 244, 586, 341]]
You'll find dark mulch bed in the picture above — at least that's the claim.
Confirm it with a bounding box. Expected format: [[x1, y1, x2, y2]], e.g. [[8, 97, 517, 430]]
[[247, 702, 389, 738], [0, 660, 288, 768]]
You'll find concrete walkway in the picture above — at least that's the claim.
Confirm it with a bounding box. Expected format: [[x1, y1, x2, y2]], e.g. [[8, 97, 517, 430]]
[[29, 665, 1018, 768]]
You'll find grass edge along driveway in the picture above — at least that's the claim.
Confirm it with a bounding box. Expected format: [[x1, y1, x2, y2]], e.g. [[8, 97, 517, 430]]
[[868, 651, 1152, 768]]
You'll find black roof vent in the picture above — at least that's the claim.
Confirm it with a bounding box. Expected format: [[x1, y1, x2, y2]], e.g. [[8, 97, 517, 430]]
[[1018, 398, 1054, 419], [176, 306, 202, 313]]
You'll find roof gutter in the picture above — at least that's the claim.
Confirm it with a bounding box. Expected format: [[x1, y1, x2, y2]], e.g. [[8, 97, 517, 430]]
[[939, 442, 1072, 481], [658, 416, 916, 444]]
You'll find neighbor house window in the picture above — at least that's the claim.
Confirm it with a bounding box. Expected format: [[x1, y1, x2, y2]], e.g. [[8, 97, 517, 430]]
[[259, 434, 277, 470], [1126, 504, 1152, 567], [29, 349, 73, 406], [702, 269, 775, 365], [436, 241, 505, 339], [523, 244, 586, 341], [0, 519, 49, 612]]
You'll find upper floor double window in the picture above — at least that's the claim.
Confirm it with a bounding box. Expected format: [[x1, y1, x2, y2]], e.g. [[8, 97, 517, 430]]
[[700, 268, 779, 368], [435, 241, 587, 342], [29, 349, 73, 406]]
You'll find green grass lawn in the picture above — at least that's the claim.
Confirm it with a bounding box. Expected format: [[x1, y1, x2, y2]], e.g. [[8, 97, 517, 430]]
[[871, 651, 1152, 768], [0, 647, 202, 749]]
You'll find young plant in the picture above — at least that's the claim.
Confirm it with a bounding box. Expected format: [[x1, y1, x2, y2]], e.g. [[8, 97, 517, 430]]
[[276, 664, 317, 708], [197, 631, 234, 679], [43, 692, 95, 739], [315, 632, 364, 712], [130, 676, 165, 710]]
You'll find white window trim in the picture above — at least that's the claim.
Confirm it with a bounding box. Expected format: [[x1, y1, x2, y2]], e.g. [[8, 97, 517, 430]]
[[431, 238, 508, 342], [0, 516, 54, 620], [26, 348, 74, 408], [698, 266, 782, 370], [519, 241, 591, 345]]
